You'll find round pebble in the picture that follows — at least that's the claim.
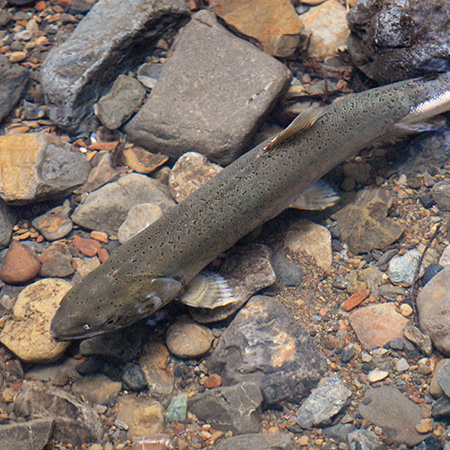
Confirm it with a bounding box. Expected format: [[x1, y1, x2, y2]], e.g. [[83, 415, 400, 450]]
[[400, 303, 413, 317], [367, 369, 389, 383], [396, 358, 410, 372], [0, 241, 41, 284]]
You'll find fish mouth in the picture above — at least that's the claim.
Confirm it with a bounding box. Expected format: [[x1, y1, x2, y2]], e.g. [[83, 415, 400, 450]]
[[49, 324, 106, 341]]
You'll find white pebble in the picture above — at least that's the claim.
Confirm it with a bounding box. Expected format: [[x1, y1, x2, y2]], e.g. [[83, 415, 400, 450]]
[[367, 368, 389, 382]]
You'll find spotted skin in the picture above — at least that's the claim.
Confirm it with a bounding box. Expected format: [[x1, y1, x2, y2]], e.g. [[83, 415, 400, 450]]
[[51, 73, 450, 340]]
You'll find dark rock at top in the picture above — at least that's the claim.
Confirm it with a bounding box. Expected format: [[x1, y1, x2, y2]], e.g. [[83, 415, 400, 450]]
[[347, 0, 450, 83], [0, 55, 28, 124], [125, 10, 291, 165], [40, 0, 190, 132], [207, 295, 327, 406]]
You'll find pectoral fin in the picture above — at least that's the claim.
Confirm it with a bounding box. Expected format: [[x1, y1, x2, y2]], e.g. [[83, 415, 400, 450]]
[[290, 180, 340, 210], [179, 272, 236, 309], [263, 107, 327, 153]]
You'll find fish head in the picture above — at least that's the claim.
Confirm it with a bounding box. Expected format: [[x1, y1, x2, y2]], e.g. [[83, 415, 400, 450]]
[[50, 271, 182, 340]]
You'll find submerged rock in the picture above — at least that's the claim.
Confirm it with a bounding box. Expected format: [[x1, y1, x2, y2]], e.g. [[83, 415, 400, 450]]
[[214, 432, 297, 450], [0, 418, 53, 450], [125, 10, 291, 165], [0, 133, 90, 204], [40, 0, 190, 131], [347, 0, 450, 83], [207, 295, 327, 406]]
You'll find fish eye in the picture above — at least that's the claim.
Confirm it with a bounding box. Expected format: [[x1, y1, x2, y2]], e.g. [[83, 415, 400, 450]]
[[83, 324, 91, 330], [105, 317, 116, 326]]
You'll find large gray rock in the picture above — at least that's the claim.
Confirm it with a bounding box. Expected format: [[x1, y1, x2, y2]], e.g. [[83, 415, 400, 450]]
[[0, 54, 28, 124], [417, 265, 450, 355], [214, 433, 297, 450], [189, 382, 262, 434], [347, 0, 450, 83], [40, 0, 190, 132], [0, 418, 54, 450], [14, 380, 103, 446], [71, 173, 175, 235], [207, 296, 327, 406], [359, 386, 428, 446], [125, 10, 291, 165]]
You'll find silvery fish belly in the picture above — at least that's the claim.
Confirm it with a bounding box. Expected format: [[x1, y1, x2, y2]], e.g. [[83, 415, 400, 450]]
[[50, 72, 450, 340]]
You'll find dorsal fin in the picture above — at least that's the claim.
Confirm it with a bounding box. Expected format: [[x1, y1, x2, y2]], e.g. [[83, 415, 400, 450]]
[[262, 107, 327, 153]]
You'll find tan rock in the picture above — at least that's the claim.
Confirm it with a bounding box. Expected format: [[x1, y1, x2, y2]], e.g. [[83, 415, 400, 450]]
[[124, 146, 168, 174], [284, 219, 332, 271], [213, 0, 303, 57], [0, 132, 89, 204], [0, 241, 41, 284], [139, 341, 174, 395], [72, 374, 122, 405], [117, 396, 164, 438], [169, 151, 222, 203], [0, 279, 71, 362], [298, 0, 349, 59], [429, 359, 449, 398], [166, 318, 214, 358], [349, 303, 409, 350]]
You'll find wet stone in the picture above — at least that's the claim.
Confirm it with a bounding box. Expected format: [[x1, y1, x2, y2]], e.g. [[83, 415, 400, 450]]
[[403, 321, 432, 355], [72, 235, 102, 257], [0, 279, 71, 363], [189, 381, 262, 434], [0, 199, 16, 249], [39, 242, 75, 278], [214, 432, 297, 450], [0, 133, 90, 204], [166, 317, 214, 358], [95, 74, 146, 130], [125, 10, 291, 165], [0, 54, 29, 124], [388, 248, 424, 287], [284, 219, 332, 271], [431, 180, 450, 211], [14, 380, 103, 445], [359, 386, 428, 446], [332, 188, 403, 254], [213, 0, 302, 57], [136, 62, 163, 89], [71, 173, 175, 235], [347, 0, 450, 83], [296, 374, 351, 428], [417, 266, 450, 355], [167, 392, 188, 422], [436, 359, 450, 397], [347, 429, 381, 450], [123, 146, 168, 175], [349, 303, 409, 350], [0, 417, 54, 450], [168, 151, 223, 203], [72, 374, 122, 406], [40, 0, 190, 131], [0, 241, 40, 284], [117, 203, 163, 244], [78, 152, 120, 194], [271, 250, 303, 287], [432, 396, 450, 419], [207, 295, 327, 406], [122, 364, 148, 391], [32, 205, 73, 241]]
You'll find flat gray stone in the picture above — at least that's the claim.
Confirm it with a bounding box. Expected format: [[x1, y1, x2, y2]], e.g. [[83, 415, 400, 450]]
[[189, 382, 262, 434], [95, 75, 146, 130], [417, 265, 450, 355], [431, 180, 450, 211], [40, 0, 189, 132], [359, 386, 428, 446], [71, 173, 175, 235], [214, 433, 297, 450], [0, 418, 54, 450], [207, 296, 327, 406], [296, 374, 352, 428], [0, 54, 28, 124], [437, 359, 450, 397], [125, 10, 291, 165]]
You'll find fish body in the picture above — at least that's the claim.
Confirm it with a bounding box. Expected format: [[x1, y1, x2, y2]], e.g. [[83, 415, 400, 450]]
[[51, 73, 450, 340]]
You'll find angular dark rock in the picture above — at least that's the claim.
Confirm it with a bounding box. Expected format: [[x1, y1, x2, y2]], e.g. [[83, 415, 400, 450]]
[[214, 432, 297, 450], [40, 0, 190, 131], [13, 380, 103, 446], [0, 199, 16, 249], [0, 418, 54, 450], [0, 54, 28, 124], [125, 10, 291, 165], [189, 382, 262, 434], [206, 296, 327, 406], [347, 0, 450, 83]]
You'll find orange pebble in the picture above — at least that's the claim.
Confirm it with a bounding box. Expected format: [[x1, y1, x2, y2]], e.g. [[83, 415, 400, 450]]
[[72, 235, 102, 257], [35, 1, 47, 11], [342, 288, 370, 312], [98, 248, 109, 263], [204, 373, 222, 389], [88, 141, 119, 151]]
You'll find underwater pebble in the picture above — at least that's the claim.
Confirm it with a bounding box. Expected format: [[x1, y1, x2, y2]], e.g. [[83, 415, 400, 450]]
[[0, 241, 40, 284]]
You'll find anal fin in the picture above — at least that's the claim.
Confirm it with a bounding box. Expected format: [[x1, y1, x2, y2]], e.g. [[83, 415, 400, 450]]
[[263, 107, 327, 153], [179, 271, 236, 309], [290, 180, 340, 210]]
